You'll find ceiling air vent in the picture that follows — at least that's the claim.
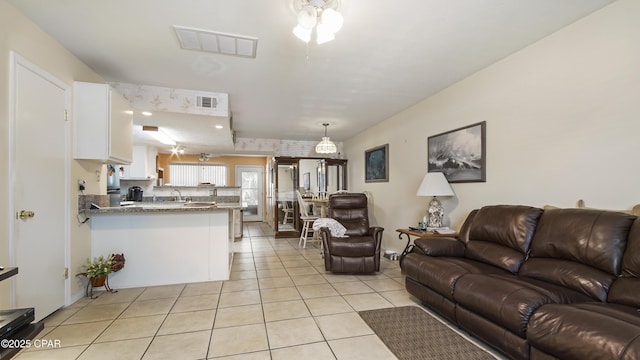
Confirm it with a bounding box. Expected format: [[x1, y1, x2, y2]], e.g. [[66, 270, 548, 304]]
[[174, 26, 258, 58], [196, 95, 218, 110]]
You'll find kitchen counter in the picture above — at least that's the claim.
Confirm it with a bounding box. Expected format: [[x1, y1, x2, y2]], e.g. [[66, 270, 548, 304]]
[[85, 202, 241, 215], [89, 203, 241, 288]]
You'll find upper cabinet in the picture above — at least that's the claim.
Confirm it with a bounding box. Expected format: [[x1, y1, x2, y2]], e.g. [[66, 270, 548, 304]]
[[121, 145, 158, 180], [73, 81, 133, 164]]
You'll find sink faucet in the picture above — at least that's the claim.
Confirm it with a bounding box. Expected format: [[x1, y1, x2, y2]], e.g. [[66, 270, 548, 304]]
[[171, 188, 182, 202]]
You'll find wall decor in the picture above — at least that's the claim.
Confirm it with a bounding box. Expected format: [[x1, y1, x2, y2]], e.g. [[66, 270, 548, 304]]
[[428, 121, 486, 183], [365, 144, 389, 183]]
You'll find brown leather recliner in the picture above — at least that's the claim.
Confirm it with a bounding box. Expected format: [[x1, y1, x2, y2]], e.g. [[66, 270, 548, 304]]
[[319, 193, 384, 273]]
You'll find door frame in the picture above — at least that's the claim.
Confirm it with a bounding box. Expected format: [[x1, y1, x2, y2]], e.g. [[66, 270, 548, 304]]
[[235, 165, 264, 222], [9, 52, 71, 307]]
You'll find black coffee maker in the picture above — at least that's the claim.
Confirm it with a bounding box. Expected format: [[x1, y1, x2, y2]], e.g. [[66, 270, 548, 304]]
[[127, 186, 143, 202]]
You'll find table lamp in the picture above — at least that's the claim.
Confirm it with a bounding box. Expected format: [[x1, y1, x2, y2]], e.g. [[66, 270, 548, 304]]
[[416, 172, 455, 228]]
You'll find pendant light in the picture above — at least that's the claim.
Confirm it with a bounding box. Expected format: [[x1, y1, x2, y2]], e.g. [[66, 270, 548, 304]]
[[315, 123, 337, 154]]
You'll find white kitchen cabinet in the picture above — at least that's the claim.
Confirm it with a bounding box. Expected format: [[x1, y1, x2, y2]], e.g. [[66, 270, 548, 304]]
[[121, 145, 157, 179], [73, 81, 132, 164]]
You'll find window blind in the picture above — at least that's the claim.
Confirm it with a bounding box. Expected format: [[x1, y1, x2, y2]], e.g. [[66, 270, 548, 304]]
[[169, 164, 227, 186]]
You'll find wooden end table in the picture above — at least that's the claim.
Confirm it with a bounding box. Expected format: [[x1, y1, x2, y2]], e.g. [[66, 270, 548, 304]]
[[396, 228, 459, 261]]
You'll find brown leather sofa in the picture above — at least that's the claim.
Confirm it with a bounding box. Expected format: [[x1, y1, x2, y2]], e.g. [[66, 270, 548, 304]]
[[401, 205, 639, 360], [319, 193, 384, 273]]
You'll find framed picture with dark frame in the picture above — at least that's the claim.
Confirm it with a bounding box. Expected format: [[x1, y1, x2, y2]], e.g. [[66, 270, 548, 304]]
[[428, 121, 486, 183], [365, 144, 389, 183]]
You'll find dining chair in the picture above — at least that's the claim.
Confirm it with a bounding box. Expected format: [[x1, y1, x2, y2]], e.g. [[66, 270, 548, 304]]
[[282, 200, 294, 224], [297, 191, 319, 248]]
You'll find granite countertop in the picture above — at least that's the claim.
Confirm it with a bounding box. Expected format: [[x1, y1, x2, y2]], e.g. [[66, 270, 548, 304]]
[[86, 202, 242, 214]]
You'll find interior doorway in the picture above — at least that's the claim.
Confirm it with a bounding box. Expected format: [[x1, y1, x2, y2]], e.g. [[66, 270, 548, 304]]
[[236, 165, 264, 222], [10, 53, 69, 321]]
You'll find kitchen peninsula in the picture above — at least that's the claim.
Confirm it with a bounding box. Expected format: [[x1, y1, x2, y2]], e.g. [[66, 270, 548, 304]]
[[86, 202, 240, 289]]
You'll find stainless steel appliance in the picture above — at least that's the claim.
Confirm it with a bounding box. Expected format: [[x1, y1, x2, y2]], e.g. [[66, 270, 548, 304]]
[[106, 164, 120, 194], [127, 186, 143, 202]]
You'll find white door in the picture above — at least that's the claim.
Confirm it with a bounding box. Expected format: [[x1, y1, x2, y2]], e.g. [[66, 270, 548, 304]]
[[10, 53, 69, 321], [236, 166, 263, 222]]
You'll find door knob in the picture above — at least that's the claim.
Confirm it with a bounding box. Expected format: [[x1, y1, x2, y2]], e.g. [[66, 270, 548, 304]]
[[17, 210, 35, 220]]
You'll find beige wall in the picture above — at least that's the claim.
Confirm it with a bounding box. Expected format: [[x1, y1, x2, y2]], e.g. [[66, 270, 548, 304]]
[[0, 0, 107, 307], [344, 0, 640, 253]]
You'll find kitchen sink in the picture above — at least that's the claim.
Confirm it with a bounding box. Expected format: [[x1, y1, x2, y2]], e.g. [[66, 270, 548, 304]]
[[136, 203, 184, 209], [182, 202, 216, 207]]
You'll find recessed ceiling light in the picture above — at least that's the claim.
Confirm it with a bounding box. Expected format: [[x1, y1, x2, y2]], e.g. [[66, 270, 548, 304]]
[[141, 111, 153, 116], [125, 110, 134, 115], [215, 125, 223, 129]]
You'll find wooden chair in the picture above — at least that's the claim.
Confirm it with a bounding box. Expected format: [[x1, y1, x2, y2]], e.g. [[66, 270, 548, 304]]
[[282, 200, 294, 224], [297, 191, 319, 248]]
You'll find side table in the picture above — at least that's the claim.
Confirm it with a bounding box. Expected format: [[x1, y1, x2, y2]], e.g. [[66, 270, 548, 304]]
[[396, 228, 459, 263]]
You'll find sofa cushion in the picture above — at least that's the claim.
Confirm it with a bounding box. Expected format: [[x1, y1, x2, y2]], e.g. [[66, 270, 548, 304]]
[[328, 193, 369, 236], [528, 303, 640, 360], [328, 236, 376, 257], [453, 274, 594, 337], [527, 208, 634, 275], [608, 218, 640, 306], [520, 208, 636, 301], [621, 218, 640, 277], [463, 205, 543, 273], [402, 254, 509, 300], [519, 258, 617, 302]]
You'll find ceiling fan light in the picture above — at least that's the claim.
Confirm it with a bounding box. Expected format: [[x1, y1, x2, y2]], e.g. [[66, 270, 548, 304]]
[[293, 25, 312, 43], [292, 0, 342, 45], [316, 23, 335, 44], [321, 9, 343, 33], [297, 6, 318, 29]]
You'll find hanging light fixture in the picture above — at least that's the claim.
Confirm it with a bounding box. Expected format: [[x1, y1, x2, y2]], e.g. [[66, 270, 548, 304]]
[[293, 0, 343, 44], [315, 123, 337, 154]]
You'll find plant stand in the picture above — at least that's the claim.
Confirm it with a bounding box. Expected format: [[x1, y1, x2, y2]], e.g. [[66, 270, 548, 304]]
[[75, 273, 118, 299]]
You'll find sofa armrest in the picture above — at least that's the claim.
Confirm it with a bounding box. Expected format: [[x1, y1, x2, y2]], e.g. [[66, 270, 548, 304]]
[[413, 237, 465, 257]]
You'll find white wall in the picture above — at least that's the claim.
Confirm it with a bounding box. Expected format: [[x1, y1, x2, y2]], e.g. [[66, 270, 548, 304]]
[[344, 0, 640, 253], [0, 0, 106, 306]]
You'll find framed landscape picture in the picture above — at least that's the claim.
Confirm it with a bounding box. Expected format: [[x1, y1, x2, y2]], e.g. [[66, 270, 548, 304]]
[[365, 144, 389, 183], [428, 121, 486, 183]]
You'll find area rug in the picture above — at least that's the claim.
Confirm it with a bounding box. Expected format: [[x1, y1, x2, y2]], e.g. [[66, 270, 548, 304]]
[[359, 306, 495, 360]]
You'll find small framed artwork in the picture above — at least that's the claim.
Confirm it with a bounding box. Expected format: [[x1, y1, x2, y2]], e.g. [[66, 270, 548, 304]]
[[365, 144, 389, 183], [428, 121, 486, 183]]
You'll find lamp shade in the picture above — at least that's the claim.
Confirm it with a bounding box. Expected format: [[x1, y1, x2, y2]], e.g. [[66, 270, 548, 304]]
[[315, 137, 337, 154], [416, 172, 455, 197]]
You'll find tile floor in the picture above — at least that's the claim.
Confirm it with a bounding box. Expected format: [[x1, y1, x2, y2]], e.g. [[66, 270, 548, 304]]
[[14, 222, 499, 360]]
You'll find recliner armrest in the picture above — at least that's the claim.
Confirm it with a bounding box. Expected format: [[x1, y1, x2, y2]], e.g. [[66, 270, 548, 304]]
[[368, 226, 384, 238], [413, 237, 465, 257]]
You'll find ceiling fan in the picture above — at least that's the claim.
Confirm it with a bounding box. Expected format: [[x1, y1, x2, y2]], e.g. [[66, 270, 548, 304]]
[[198, 153, 217, 162]]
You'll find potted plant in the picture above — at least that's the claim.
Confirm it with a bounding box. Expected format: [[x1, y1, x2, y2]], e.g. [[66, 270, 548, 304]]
[[84, 255, 114, 287]]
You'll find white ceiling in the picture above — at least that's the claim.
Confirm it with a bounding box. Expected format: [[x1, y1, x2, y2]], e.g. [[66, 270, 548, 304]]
[[9, 0, 614, 154]]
